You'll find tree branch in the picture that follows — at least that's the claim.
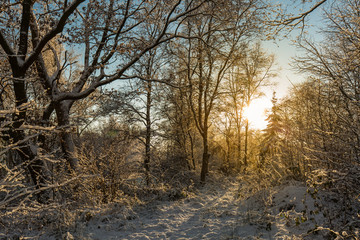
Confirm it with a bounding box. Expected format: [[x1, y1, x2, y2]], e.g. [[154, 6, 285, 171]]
[[22, 0, 85, 71]]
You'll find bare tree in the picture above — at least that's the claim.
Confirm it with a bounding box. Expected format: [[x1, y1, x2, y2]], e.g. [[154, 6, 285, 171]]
[[176, 0, 267, 182], [294, 0, 360, 167], [0, 0, 209, 182], [0, 0, 85, 196]]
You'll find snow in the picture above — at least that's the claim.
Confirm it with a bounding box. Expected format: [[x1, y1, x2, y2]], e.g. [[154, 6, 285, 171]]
[[68, 178, 242, 239], [2, 175, 359, 239]]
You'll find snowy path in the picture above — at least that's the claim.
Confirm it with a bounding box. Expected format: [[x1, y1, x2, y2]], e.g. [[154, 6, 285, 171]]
[[3, 176, 354, 239], [73, 179, 324, 240], [81, 179, 250, 239]]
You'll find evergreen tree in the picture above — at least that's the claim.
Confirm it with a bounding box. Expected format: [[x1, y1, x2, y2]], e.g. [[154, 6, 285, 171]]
[[259, 92, 282, 167]]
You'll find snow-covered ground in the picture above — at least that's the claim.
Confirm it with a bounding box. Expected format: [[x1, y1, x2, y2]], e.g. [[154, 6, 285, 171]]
[[79, 178, 242, 240], [42, 176, 357, 240], [2, 175, 358, 239]]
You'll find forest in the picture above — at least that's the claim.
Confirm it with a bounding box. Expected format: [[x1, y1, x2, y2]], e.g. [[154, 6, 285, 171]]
[[0, 0, 359, 239]]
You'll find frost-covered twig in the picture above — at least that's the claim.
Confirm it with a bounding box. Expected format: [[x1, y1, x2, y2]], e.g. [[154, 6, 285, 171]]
[[0, 175, 84, 210]]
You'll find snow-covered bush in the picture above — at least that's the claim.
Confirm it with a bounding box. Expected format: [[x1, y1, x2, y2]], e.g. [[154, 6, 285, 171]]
[[305, 167, 360, 238], [75, 128, 136, 204]]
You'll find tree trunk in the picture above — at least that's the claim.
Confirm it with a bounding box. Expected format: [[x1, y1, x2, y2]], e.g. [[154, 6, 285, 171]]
[[144, 81, 152, 185], [11, 73, 48, 202], [55, 101, 78, 171], [237, 122, 242, 170], [243, 119, 248, 173], [38, 102, 55, 150], [200, 130, 209, 182], [188, 130, 196, 170], [144, 123, 151, 185]]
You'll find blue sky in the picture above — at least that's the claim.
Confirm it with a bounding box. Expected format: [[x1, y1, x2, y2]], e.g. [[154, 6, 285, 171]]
[[261, 0, 330, 100], [243, 0, 332, 129]]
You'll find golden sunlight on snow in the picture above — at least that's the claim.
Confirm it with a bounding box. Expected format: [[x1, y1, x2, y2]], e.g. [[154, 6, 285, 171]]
[[243, 97, 273, 130]]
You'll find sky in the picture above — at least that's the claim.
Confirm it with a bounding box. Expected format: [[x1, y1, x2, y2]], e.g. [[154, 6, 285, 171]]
[[267, 0, 330, 97], [246, 0, 330, 129], [246, 37, 305, 130]]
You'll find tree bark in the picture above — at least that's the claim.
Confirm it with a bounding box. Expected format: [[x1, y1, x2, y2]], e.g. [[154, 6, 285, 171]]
[[144, 79, 152, 185], [54, 101, 78, 171], [11, 72, 48, 202], [236, 113, 242, 170], [188, 130, 196, 170], [200, 129, 209, 182], [243, 119, 248, 173]]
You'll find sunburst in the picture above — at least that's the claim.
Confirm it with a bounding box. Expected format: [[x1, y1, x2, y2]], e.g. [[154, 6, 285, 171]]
[[243, 97, 272, 130]]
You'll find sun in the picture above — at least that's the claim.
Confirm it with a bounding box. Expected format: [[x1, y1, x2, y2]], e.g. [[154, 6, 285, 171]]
[[243, 97, 273, 130]]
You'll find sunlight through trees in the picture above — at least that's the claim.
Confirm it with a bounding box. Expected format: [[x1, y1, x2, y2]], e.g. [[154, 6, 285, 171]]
[[1, 0, 359, 238]]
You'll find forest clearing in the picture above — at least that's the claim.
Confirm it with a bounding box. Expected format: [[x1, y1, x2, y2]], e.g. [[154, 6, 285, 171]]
[[1, 0, 360, 239]]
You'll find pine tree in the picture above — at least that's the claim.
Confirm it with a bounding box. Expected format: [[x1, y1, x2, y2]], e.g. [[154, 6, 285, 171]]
[[259, 92, 282, 168]]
